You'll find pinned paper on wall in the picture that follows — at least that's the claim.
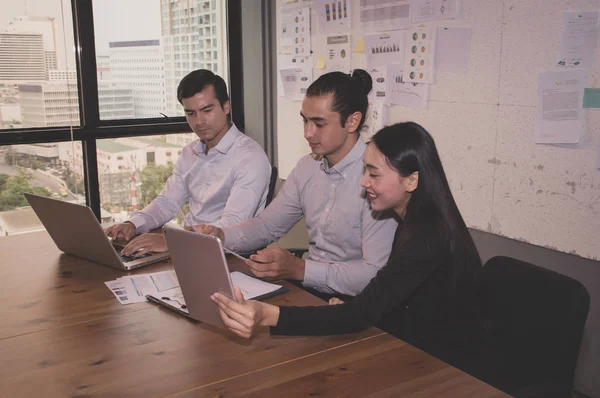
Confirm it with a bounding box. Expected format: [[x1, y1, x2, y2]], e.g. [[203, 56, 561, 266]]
[[435, 26, 471, 73], [403, 25, 436, 83], [353, 39, 365, 53], [315, 0, 352, 34], [316, 55, 326, 69], [279, 7, 311, 59], [364, 31, 405, 69], [386, 63, 429, 108], [280, 68, 313, 101], [278, 54, 311, 97], [411, 0, 460, 22], [364, 99, 389, 140], [281, 0, 313, 10], [360, 0, 410, 32], [535, 69, 588, 144], [557, 11, 599, 68], [325, 34, 351, 73], [369, 68, 387, 99]]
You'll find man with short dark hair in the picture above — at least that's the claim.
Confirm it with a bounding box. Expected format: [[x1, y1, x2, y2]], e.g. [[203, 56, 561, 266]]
[[105, 69, 271, 256]]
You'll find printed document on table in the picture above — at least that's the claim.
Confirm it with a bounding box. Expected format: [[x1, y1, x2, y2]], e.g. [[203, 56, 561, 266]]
[[360, 0, 410, 32], [535, 69, 588, 144], [364, 31, 405, 69], [411, 0, 460, 22], [105, 270, 179, 305], [557, 11, 599, 68], [149, 271, 285, 313]]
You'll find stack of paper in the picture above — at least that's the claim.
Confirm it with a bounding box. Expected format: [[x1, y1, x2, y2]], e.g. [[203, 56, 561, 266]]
[[104, 270, 179, 305], [149, 271, 285, 315]]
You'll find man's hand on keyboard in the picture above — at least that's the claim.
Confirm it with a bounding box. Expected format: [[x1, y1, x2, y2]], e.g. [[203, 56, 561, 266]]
[[120, 233, 167, 256], [105, 222, 136, 241]]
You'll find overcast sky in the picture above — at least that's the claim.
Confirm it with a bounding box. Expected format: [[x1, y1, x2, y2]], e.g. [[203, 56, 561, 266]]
[[0, 0, 161, 61]]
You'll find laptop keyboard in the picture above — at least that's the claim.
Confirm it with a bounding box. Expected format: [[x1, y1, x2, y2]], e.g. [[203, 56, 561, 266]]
[[112, 244, 153, 263], [119, 252, 153, 263]]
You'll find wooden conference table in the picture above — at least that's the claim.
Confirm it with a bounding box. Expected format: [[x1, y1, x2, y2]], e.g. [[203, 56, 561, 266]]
[[0, 232, 508, 397]]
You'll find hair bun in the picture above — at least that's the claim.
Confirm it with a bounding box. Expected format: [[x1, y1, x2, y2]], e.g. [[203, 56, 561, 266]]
[[350, 69, 373, 97]]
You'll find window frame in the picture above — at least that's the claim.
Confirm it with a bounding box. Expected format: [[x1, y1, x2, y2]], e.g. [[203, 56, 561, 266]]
[[0, 0, 244, 220]]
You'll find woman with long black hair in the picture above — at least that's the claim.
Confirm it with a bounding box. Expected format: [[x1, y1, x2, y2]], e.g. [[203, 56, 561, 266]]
[[211, 121, 484, 371]]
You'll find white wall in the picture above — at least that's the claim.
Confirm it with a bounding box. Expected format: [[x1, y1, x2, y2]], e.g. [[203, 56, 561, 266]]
[[276, 0, 600, 262]]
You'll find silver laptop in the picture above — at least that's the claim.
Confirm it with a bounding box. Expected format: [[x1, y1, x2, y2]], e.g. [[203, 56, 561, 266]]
[[24, 193, 169, 270], [157, 226, 237, 327]]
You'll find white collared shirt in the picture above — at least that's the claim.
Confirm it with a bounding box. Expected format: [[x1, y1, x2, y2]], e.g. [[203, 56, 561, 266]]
[[129, 124, 271, 232], [224, 138, 398, 296]]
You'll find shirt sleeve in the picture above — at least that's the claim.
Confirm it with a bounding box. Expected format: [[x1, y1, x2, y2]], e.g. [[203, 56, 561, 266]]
[[223, 161, 306, 253], [211, 150, 271, 229], [271, 235, 442, 336], [302, 206, 398, 296], [128, 156, 190, 233]]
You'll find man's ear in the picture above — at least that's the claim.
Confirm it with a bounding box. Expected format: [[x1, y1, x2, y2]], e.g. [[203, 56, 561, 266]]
[[345, 111, 362, 133], [223, 100, 231, 115], [405, 172, 419, 193]]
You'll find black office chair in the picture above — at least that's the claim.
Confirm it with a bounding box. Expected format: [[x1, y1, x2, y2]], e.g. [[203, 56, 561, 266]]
[[266, 165, 278, 206], [475, 256, 589, 398]]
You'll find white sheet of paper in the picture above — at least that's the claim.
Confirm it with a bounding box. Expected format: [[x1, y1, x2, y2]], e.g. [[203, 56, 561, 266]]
[[149, 270, 179, 292], [280, 67, 313, 101], [325, 34, 351, 73], [360, 0, 410, 32], [364, 31, 405, 69], [364, 98, 389, 140], [535, 69, 588, 144], [403, 25, 436, 83], [435, 26, 471, 73], [104, 279, 133, 305], [280, 7, 311, 58], [149, 272, 282, 312], [230, 272, 283, 300], [281, 0, 313, 10], [411, 0, 460, 22], [386, 63, 429, 108], [105, 271, 180, 305], [278, 55, 311, 96], [369, 68, 387, 100], [557, 11, 599, 68], [315, 0, 352, 34]]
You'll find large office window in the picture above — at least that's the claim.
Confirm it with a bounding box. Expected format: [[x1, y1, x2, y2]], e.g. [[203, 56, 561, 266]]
[[0, 0, 243, 237]]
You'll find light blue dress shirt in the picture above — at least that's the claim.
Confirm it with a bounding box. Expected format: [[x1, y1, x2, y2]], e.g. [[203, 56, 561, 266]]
[[223, 138, 398, 296], [129, 124, 271, 233]]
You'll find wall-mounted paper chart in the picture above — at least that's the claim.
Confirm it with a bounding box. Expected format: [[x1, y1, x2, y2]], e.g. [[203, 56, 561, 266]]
[[403, 25, 436, 83], [364, 31, 405, 69], [315, 0, 352, 34], [325, 34, 351, 73]]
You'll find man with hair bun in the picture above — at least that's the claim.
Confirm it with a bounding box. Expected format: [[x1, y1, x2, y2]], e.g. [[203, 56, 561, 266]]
[[195, 70, 397, 299]]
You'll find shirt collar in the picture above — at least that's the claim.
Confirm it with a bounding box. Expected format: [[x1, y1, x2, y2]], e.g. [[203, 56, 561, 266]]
[[193, 123, 241, 155], [321, 138, 366, 178]]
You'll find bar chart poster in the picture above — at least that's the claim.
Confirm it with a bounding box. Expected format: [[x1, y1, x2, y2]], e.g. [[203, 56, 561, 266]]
[[315, 0, 352, 34]]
